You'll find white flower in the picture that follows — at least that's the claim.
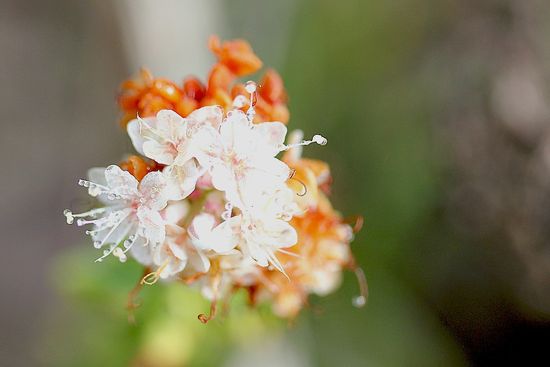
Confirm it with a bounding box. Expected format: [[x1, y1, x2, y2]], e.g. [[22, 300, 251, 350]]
[[127, 107, 223, 165], [188, 213, 239, 254], [236, 213, 298, 272], [196, 109, 291, 211], [127, 106, 223, 199], [130, 201, 212, 280], [63, 165, 173, 262]]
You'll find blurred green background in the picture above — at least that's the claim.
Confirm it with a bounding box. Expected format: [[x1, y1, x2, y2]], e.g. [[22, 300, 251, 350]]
[[2, 0, 550, 366]]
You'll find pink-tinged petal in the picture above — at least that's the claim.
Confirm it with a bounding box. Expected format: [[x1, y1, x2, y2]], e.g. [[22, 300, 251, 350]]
[[139, 171, 170, 210], [137, 207, 166, 245], [167, 240, 188, 261], [156, 110, 187, 134], [155, 109, 187, 140], [220, 110, 254, 152], [187, 105, 224, 129], [104, 165, 139, 195], [142, 140, 176, 165], [188, 249, 211, 273], [164, 162, 202, 201], [254, 121, 287, 156], [186, 125, 222, 169]]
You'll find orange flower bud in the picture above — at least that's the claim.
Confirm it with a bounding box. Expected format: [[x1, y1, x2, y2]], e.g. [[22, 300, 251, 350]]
[[208, 35, 263, 76], [175, 96, 199, 117], [201, 88, 232, 110], [138, 93, 173, 117], [259, 69, 286, 104], [207, 63, 235, 92], [183, 77, 206, 101], [119, 155, 161, 181], [151, 79, 183, 103]]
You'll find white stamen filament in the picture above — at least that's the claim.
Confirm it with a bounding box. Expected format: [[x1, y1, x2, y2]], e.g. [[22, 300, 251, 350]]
[[245, 81, 257, 123], [94, 210, 132, 262], [281, 134, 328, 152]]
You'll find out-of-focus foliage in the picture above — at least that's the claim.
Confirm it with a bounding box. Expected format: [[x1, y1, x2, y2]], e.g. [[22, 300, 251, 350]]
[[44, 247, 284, 367]]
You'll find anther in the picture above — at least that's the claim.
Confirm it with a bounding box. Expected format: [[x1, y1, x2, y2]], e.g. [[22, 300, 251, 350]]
[[63, 209, 74, 224], [312, 134, 327, 145], [281, 134, 329, 152], [245, 81, 257, 94]]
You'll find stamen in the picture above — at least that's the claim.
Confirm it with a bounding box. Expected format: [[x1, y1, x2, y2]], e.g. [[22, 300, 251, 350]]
[[63, 209, 74, 224], [290, 176, 308, 197], [281, 134, 328, 152], [344, 215, 364, 234], [198, 263, 221, 324], [127, 268, 149, 324], [64, 207, 107, 225], [277, 248, 303, 259], [140, 259, 170, 285], [198, 300, 218, 324], [352, 266, 368, 308], [78, 179, 110, 197], [93, 211, 131, 262], [113, 247, 127, 262]]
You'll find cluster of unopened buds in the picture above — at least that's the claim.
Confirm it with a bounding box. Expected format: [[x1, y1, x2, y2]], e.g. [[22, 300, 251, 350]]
[[64, 36, 366, 322]]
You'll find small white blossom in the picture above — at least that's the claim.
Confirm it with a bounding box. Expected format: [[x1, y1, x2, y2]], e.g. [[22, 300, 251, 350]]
[[188, 213, 239, 254], [195, 109, 291, 211], [127, 106, 223, 199], [64, 165, 173, 262]]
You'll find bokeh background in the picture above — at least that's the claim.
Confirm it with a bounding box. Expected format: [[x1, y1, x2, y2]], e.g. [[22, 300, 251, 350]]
[[2, 0, 550, 366]]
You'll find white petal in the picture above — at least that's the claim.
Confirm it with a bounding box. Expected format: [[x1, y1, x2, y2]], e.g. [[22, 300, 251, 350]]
[[188, 213, 216, 240], [210, 164, 237, 199], [187, 105, 224, 129], [163, 201, 189, 225], [187, 249, 211, 273], [104, 165, 139, 196], [167, 240, 188, 261], [142, 140, 176, 165], [138, 171, 170, 210], [164, 162, 202, 201], [220, 110, 255, 154], [127, 117, 154, 155], [129, 237, 153, 266], [254, 121, 287, 156], [185, 125, 222, 169], [267, 219, 298, 248], [188, 214, 239, 254], [137, 207, 166, 245]]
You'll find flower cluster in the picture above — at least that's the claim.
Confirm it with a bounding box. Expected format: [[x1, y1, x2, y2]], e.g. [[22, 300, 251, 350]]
[[65, 37, 364, 321]]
